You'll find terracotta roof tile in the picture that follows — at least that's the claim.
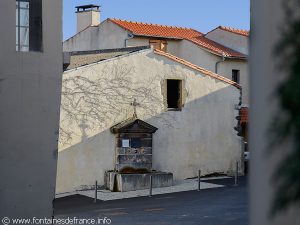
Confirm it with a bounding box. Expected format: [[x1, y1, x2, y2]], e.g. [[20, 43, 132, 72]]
[[154, 49, 241, 89], [109, 18, 202, 39], [189, 36, 246, 58], [219, 26, 249, 37], [108, 18, 246, 59], [240, 107, 248, 124]]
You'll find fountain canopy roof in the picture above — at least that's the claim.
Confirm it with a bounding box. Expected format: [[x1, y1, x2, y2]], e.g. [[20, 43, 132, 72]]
[[111, 118, 158, 134]]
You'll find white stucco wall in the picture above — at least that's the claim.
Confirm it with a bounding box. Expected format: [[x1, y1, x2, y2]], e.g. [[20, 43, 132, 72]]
[[177, 40, 249, 105], [63, 26, 99, 52], [205, 29, 249, 55], [63, 20, 129, 52], [63, 21, 249, 105], [218, 60, 249, 105], [95, 20, 129, 49], [0, 0, 62, 218], [56, 49, 242, 194]]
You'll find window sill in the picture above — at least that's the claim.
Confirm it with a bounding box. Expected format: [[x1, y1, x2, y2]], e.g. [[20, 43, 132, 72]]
[[167, 108, 182, 112]]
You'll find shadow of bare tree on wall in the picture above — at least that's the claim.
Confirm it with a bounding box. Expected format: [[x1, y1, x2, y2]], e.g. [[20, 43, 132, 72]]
[[59, 63, 175, 146]]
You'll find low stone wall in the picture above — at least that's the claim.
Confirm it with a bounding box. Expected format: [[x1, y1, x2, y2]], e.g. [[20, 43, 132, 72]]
[[105, 172, 173, 192]]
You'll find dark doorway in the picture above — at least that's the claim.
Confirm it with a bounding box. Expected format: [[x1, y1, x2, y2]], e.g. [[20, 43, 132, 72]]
[[167, 79, 181, 109]]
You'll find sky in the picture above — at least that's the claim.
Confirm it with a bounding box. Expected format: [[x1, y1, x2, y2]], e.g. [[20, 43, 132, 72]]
[[63, 0, 250, 40]]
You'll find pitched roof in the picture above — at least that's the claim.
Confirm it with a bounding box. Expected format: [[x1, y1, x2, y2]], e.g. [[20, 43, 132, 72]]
[[189, 36, 246, 58], [213, 26, 250, 37], [111, 118, 158, 134], [64, 46, 149, 71], [63, 46, 241, 90], [108, 18, 202, 39], [154, 49, 241, 89], [108, 18, 246, 59]]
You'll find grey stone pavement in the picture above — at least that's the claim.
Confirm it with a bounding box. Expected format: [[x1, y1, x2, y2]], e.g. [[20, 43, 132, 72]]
[[56, 176, 228, 201], [54, 176, 248, 225]]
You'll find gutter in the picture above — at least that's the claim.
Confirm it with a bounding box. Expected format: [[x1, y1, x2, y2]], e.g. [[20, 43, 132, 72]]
[[215, 52, 226, 74]]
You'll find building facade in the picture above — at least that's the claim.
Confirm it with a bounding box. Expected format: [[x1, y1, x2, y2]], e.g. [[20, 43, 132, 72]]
[[57, 47, 242, 194], [0, 0, 62, 218], [63, 6, 250, 107]]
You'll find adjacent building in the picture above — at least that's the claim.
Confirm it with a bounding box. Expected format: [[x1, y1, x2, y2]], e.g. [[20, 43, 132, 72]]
[[63, 5, 249, 106], [63, 5, 249, 143], [0, 0, 62, 218], [56, 47, 242, 193]]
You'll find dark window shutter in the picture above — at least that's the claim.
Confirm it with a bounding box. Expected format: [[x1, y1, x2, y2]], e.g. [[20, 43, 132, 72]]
[[29, 0, 43, 51]]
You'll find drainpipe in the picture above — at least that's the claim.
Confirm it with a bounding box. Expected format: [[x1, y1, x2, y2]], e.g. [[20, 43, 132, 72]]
[[215, 52, 226, 74], [124, 33, 134, 47]]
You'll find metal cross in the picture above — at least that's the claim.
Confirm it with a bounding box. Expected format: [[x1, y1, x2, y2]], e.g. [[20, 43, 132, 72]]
[[130, 98, 140, 118]]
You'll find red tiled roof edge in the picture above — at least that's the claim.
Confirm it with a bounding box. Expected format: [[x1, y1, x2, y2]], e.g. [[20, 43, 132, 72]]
[[188, 36, 247, 59], [153, 49, 241, 89], [108, 18, 134, 33], [219, 26, 249, 37], [108, 18, 203, 38], [108, 18, 246, 59], [206, 26, 249, 37]]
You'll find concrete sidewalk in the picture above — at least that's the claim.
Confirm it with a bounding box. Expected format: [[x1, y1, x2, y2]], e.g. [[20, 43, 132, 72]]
[[56, 176, 231, 201]]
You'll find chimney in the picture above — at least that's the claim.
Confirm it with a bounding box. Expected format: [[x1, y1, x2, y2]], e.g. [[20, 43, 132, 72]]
[[75, 5, 100, 33]]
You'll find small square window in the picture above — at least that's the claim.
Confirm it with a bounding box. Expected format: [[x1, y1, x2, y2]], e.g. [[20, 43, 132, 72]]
[[232, 70, 240, 84], [122, 139, 130, 148]]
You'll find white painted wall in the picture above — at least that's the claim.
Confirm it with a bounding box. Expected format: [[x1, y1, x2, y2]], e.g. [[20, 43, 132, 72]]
[[250, 0, 300, 224], [218, 60, 249, 105], [205, 29, 249, 55], [95, 20, 130, 49], [56, 49, 242, 194], [0, 0, 62, 218], [177, 40, 249, 105], [63, 26, 99, 52], [63, 21, 249, 105], [64, 20, 130, 52]]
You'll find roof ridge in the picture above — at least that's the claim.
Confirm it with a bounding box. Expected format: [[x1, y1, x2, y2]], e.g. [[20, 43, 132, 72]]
[[218, 26, 249, 36], [153, 49, 241, 89], [219, 25, 249, 32], [109, 18, 197, 31]]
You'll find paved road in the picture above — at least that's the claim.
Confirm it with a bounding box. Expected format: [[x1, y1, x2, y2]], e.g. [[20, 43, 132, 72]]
[[54, 177, 248, 225]]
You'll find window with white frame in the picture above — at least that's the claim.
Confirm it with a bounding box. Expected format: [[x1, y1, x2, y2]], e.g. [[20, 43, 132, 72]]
[[16, 0, 43, 52]]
